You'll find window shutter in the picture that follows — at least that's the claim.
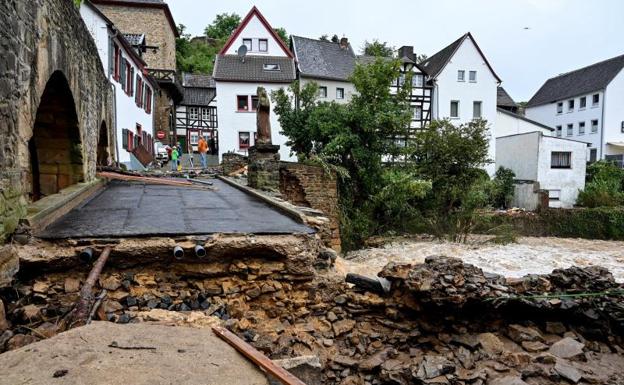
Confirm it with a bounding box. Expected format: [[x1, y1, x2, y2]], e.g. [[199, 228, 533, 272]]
[[129, 67, 134, 96], [120, 59, 126, 91], [122, 129, 128, 150]]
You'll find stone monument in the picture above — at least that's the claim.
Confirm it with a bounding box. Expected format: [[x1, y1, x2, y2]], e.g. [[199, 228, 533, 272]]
[[248, 87, 281, 191]]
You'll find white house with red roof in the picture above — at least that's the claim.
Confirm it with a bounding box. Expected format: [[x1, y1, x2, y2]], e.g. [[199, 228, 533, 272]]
[[212, 6, 297, 162]]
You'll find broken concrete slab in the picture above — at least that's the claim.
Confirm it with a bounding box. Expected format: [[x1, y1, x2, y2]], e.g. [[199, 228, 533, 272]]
[[0, 322, 269, 385]]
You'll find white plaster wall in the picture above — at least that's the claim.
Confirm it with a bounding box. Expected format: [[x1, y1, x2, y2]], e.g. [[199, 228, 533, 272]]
[[80, 4, 109, 74], [604, 68, 624, 156], [537, 136, 587, 208], [433, 38, 498, 175], [222, 15, 288, 57], [215, 81, 295, 161], [300, 77, 355, 104], [525, 91, 604, 158], [495, 132, 539, 181], [495, 110, 553, 138]]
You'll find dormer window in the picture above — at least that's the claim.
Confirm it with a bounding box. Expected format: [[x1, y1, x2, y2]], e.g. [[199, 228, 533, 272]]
[[243, 39, 252, 51], [263, 63, 280, 71], [259, 39, 268, 52]]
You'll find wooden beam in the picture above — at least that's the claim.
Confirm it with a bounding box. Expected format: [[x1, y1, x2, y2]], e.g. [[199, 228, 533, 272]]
[[212, 326, 307, 385]]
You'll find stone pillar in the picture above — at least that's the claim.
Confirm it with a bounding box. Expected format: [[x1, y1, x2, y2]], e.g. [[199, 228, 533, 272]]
[[248, 144, 280, 191]]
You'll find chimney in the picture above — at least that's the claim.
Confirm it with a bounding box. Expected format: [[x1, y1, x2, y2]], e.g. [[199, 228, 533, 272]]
[[398, 45, 414, 60], [339, 37, 349, 49]]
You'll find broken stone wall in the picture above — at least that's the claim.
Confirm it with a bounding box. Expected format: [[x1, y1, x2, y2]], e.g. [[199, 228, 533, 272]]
[[0, 0, 113, 243], [222, 153, 248, 175], [279, 162, 341, 252]]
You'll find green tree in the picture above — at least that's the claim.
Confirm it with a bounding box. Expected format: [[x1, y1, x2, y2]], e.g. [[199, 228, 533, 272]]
[[205, 13, 241, 40], [577, 160, 624, 207], [273, 58, 429, 248], [274, 27, 289, 47], [412, 119, 492, 241], [362, 39, 394, 57], [491, 166, 516, 209], [176, 24, 219, 74]]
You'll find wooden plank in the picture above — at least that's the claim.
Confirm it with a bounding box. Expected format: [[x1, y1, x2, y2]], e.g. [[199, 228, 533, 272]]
[[212, 326, 307, 385], [97, 172, 194, 187]]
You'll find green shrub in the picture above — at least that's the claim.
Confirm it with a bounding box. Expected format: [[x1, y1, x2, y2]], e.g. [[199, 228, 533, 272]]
[[577, 160, 624, 207], [490, 166, 515, 209]]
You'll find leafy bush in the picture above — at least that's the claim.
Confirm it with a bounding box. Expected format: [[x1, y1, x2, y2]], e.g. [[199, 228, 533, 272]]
[[577, 160, 624, 207], [490, 166, 515, 209]]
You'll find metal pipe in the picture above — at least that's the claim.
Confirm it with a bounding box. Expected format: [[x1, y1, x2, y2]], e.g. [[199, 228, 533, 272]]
[[79, 248, 94, 264], [194, 244, 206, 258], [173, 245, 184, 260]]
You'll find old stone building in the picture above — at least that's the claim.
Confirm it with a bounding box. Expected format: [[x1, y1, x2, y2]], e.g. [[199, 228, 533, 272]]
[[0, 0, 113, 243], [91, 0, 181, 146]]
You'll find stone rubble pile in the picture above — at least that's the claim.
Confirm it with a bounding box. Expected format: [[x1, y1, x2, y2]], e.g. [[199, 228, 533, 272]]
[[0, 255, 623, 385]]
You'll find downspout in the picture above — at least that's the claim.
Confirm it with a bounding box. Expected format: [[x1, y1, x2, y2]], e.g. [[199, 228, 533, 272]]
[[110, 81, 119, 167], [600, 88, 606, 159]]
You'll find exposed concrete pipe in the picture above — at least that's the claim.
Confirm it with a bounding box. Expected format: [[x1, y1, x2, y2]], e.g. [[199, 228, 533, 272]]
[[194, 244, 206, 258], [79, 248, 94, 264], [173, 246, 184, 260]]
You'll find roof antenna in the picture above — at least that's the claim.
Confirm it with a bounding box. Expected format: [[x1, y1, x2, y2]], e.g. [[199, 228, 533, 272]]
[[237, 44, 248, 63]]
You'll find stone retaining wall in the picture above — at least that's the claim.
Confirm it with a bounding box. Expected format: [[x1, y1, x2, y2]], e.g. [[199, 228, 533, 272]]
[[279, 162, 341, 252]]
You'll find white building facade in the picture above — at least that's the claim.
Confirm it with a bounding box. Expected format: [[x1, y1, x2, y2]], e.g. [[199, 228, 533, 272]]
[[496, 108, 554, 138], [496, 132, 588, 209], [80, 1, 156, 170], [213, 7, 296, 162], [526, 55, 624, 165], [421, 33, 501, 175]]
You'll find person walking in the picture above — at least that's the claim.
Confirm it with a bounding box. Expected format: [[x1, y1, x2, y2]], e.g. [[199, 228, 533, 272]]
[[170, 145, 179, 171], [197, 136, 208, 169], [176, 144, 183, 171]]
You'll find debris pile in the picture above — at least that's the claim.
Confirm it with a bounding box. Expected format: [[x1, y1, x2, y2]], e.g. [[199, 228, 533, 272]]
[[1, 255, 624, 384]]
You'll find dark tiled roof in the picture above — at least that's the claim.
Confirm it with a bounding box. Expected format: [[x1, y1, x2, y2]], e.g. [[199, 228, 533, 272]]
[[420, 34, 465, 78], [123, 33, 145, 46], [213, 55, 296, 83], [497, 108, 555, 132], [182, 73, 216, 88], [291, 36, 356, 81], [181, 88, 216, 106], [497, 87, 517, 108], [527, 54, 624, 107]]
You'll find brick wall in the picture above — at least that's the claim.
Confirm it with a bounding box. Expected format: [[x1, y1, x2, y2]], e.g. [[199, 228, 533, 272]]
[[94, 5, 176, 70], [279, 163, 340, 251]]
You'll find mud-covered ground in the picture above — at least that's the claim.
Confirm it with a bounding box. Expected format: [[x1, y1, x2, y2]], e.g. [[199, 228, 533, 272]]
[[340, 236, 624, 281]]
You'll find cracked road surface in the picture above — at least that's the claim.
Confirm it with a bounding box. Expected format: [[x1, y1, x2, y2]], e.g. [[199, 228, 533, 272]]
[[38, 179, 312, 239]]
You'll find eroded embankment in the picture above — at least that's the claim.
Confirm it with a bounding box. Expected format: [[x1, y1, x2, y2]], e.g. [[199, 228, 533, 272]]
[[1, 236, 624, 385]]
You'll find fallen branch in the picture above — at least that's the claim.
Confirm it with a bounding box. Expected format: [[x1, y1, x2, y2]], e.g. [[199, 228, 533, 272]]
[[87, 289, 107, 324], [212, 326, 306, 385], [63, 247, 112, 329]]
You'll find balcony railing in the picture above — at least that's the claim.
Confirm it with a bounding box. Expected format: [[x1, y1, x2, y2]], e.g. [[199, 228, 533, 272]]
[[146, 68, 176, 82]]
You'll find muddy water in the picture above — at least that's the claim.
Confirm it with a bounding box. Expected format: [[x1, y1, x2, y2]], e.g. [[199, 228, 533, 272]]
[[339, 236, 624, 282]]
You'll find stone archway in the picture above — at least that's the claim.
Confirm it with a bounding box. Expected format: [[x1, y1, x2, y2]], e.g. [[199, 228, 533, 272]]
[[28, 71, 84, 201], [97, 121, 109, 166]]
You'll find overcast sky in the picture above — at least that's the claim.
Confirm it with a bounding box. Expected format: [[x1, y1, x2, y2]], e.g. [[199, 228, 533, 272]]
[[168, 0, 624, 102]]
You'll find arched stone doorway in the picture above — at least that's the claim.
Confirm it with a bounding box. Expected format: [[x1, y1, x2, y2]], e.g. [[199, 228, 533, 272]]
[[97, 121, 109, 166], [28, 71, 84, 201]]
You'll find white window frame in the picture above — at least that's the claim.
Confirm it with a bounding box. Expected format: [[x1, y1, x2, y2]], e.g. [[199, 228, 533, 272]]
[[258, 39, 268, 52], [556, 125, 562, 137], [238, 131, 250, 150], [551, 152, 572, 169], [319, 86, 327, 98], [556, 102, 563, 114], [591, 119, 599, 133], [263, 63, 281, 71], [566, 123, 573, 136], [579, 96, 586, 109], [242, 38, 252, 51], [473, 101, 482, 119], [450, 100, 460, 118], [592, 93, 600, 107], [469, 70, 477, 82], [578, 121, 585, 135], [412, 74, 423, 87], [336, 87, 345, 99], [189, 107, 199, 120], [412, 106, 422, 120], [189, 131, 199, 145], [457, 70, 465, 82]]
